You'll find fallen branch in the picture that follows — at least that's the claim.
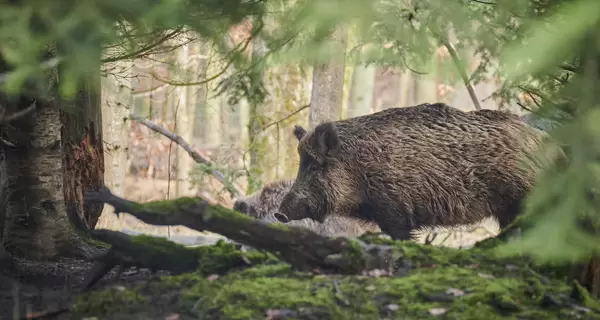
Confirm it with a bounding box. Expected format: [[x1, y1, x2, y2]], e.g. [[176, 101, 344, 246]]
[[80, 231, 211, 290], [129, 115, 244, 198], [84, 187, 397, 276], [0, 100, 37, 124]]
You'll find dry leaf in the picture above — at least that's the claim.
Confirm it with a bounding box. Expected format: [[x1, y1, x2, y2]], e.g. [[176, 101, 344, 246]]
[[207, 274, 220, 281], [385, 304, 399, 311], [428, 307, 448, 316], [478, 273, 495, 279], [446, 288, 465, 297], [164, 313, 180, 320], [265, 308, 296, 320], [505, 264, 518, 271]]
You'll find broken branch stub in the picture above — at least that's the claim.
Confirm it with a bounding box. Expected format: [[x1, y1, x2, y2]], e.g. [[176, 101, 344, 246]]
[[84, 187, 398, 274]]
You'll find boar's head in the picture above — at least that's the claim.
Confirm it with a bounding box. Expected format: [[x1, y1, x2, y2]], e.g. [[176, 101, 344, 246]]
[[275, 122, 359, 223]]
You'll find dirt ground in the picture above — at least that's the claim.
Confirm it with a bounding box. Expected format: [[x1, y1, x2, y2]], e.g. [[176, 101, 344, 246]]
[[0, 175, 501, 320]]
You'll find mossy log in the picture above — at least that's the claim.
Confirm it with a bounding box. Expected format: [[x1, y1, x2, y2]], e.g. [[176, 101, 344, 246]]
[[82, 187, 397, 283]]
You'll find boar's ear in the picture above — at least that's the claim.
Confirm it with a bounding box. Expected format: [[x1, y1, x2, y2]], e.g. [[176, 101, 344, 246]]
[[313, 122, 340, 158], [293, 125, 307, 141]]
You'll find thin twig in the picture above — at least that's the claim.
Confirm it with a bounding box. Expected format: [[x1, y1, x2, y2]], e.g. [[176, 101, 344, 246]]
[[129, 115, 244, 198], [101, 28, 184, 64], [261, 104, 310, 132], [434, 33, 482, 110], [0, 100, 37, 123], [0, 57, 63, 85]]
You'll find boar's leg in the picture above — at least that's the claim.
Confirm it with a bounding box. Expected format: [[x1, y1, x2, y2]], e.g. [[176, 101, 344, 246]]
[[378, 223, 414, 241], [370, 209, 415, 241], [494, 200, 523, 230], [357, 202, 416, 241]]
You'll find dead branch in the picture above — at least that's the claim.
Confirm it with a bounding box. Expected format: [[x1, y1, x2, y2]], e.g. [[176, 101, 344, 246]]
[[261, 104, 310, 132], [0, 100, 37, 124], [80, 232, 203, 290], [84, 187, 397, 276], [101, 28, 185, 64], [0, 57, 63, 85], [129, 115, 244, 198], [434, 33, 482, 110]]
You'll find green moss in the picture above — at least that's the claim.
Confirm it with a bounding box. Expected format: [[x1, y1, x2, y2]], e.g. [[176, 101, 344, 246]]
[[571, 280, 600, 308], [194, 239, 276, 274], [266, 221, 291, 231], [110, 236, 274, 275], [70, 239, 600, 320], [134, 196, 204, 212], [202, 205, 257, 222], [71, 287, 147, 316]]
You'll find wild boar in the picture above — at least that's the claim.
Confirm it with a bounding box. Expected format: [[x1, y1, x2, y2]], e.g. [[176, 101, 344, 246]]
[[275, 102, 549, 240]]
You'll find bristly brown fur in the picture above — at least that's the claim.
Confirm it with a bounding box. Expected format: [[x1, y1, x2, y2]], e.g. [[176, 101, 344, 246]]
[[278, 102, 552, 240], [233, 180, 380, 237]]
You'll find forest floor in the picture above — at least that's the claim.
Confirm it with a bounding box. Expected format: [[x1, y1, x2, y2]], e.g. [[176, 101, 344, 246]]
[[0, 257, 173, 319], [0, 176, 509, 320], [2, 237, 598, 320]]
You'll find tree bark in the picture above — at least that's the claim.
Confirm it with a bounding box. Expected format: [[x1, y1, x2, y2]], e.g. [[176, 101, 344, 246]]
[[346, 64, 375, 118], [174, 38, 194, 198], [61, 65, 105, 233], [2, 43, 104, 260], [309, 25, 348, 127], [97, 51, 132, 230]]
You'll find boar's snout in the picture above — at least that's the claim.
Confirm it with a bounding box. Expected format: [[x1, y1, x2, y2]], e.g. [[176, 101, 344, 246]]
[[233, 199, 257, 217], [278, 193, 313, 223], [233, 199, 249, 214], [274, 212, 289, 223]]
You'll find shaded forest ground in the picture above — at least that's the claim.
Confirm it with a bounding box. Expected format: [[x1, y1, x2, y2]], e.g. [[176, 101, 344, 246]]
[[0, 176, 504, 319], [3, 236, 599, 320]]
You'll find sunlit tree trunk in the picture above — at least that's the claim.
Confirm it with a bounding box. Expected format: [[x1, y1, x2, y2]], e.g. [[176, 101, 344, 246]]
[[247, 23, 268, 194], [174, 39, 194, 198], [97, 57, 132, 230], [309, 25, 348, 127], [346, 64, 375, 118]]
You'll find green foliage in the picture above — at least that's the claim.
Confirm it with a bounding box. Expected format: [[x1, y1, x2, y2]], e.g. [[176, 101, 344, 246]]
[[0, 0, 266, 100], [493, 0, 600, 263]]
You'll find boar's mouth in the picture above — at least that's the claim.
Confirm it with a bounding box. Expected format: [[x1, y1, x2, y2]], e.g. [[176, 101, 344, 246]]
[[275, 201, 321, 223]]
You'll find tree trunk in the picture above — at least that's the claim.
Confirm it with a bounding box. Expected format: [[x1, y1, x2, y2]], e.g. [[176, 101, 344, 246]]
[[2, 43, 103, 260], [346, 64, 375, 118], [61, 63, 105, 234], [97, 57, 132, 230], [0, 144, 8, 256], [247, 27, 268, 194], [174, 39, 194, 198], [309, 25, 348, 127]]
